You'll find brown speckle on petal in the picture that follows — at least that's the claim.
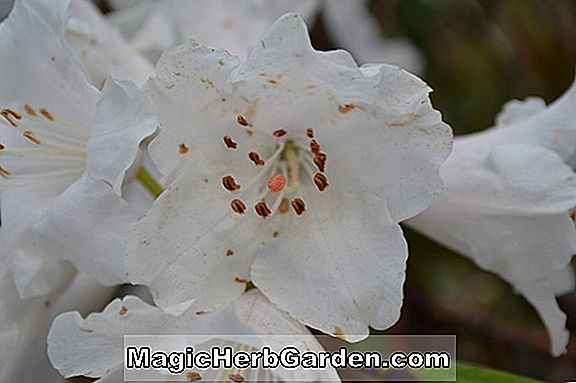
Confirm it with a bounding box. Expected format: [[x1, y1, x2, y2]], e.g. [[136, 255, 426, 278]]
[[333, 326, 345, 338], [290, 198, 306, 216], [339, 103, 356, 114], [222, 175, 241, 191], [248, 151, 265, 166], [234, 277, 248, 284], [226, 249, 235, 256], [179, 143, 189, 154], [119, 306, 128, 316], [223, 135, 238, 149], [23, 131, 41, 145], [273, 128, 287, 138], [255, 201, 272, 219], [306, 127, 314, 138], [313, 173, 329, 192]]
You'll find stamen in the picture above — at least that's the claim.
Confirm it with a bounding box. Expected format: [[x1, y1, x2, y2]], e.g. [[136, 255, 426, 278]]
[[0, 166, 12, 177], [230, 199, 247, 214], [2, 108, 22, 120], [236, 114, 251, 127], [267, 174, 286, 192], [248, 151, 265, 166], [306, 127, 314, 138], [313, 172, 329, 191], [310, 139, 320, 154], [273, 128, 287, 138], [23, 131, 41, 145], [1, 110, 19, 127], [24, 104, 36, 117], [339, 103, 356, 114], [39, 108, 54, 121], [222, 175, 241, 191], [291, 197, 306, 215], [255, 201, 272, 219], [313, 152, 327, 172], [223, 135, 238, 149]]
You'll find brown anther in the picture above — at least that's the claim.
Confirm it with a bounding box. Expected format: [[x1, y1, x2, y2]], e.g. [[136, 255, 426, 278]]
[[23, 131, 41, 145], [223, 135, 238, 149], [39, 108, 54, 121], [236, 114, 251, 127], [0, 143, 4, 150], [309, 139, 320, 154], [0, 166, 12, 177], [2, 109, 21, 120], [273, 128, 287, 137], [222, 175, 241, 191], [230, 199, 247, 214], [248, 151, 265, 166], [24, 104, 36, 116], [1, 110, 18, 126], [306, 127, 314, 138], [119, 306, 128, 316], [290, 198, 306, 216], [313, 173, 329, 191], [313, 152, 327, 172], [255, 201, 272, 219], [278, 197, 290, 214], [186, 372, 202, 381], [226, 249, 234, 256], [339, 103, 356, 114], [178, 143, 189, 154], [228, 373, 245, 382]]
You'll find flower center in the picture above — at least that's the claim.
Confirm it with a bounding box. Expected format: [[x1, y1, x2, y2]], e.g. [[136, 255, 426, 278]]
[[221, 115, 330, 219], [0, 104, 87, 188]]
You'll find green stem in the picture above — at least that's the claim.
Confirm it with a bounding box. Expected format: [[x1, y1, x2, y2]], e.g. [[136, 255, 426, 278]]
[[136, 167, 164, 198]]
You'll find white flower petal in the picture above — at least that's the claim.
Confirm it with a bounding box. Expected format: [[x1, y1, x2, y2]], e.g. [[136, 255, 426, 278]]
[[0, 265, 113, 383], [252, 189, 408, 340], [86, 77, 157, 195], [107, 0, 320, 61], [48, 290, 339, 382], [66, 0, 154, 87], [494, 96, 547, 127], [407, 143, 576, 356], [465, 76, 576, 166], [322, 0, 424, 73], [516, 280, 570, 357]]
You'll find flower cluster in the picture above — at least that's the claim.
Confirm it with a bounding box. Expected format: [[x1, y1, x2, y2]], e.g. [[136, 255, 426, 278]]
[[0, 0, 574, 382]]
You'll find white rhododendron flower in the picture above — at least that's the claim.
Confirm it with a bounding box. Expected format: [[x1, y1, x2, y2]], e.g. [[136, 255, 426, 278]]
[[107, 0, 320, 62], [48, 290, 341, 382], [322, 0, 424, 74], [407, 78, 576, 356], [0, 0, 156, 297], [65, 0, 154, 87], [128, 14, 452, 340]]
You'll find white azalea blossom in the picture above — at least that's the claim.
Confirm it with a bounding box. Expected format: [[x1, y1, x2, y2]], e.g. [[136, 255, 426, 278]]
[[65, 0, 154, 87], [322, 0, 424, 74], [0, 0, 157, 297], [407, 78, 576, 356], [48, 289, 341, 382], [128, 14, 452, 340], [107, 0, 321, 62]]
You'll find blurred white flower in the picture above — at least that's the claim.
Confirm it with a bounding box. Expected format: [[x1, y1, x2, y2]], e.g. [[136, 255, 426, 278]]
[[407, 78, 576, 356], [128, 14, 452, 341], [0, 0, 156, 297], [65, 0, 154, 87], [0, 235, 114, 383], [322, 0, 424, 74], [106, 0, 321, 62], [47, 289, 341, 382]]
